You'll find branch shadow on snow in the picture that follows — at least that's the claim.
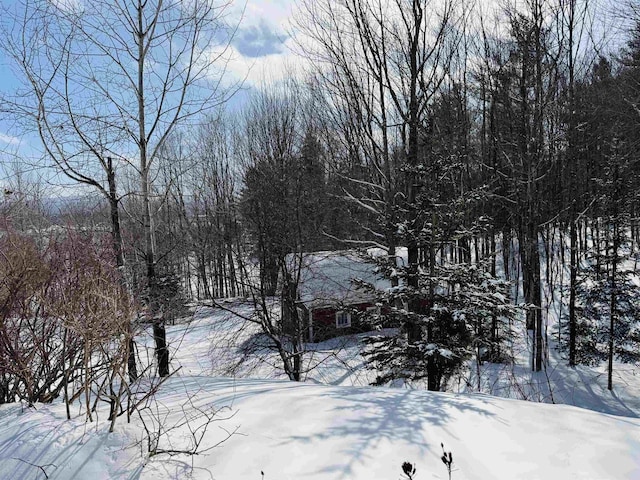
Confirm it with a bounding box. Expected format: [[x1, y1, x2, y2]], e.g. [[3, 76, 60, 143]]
[[296, 388, 496, 477], [170, 376, 498, 476], [546, 363, 640, 418], [212, 378, 497, 478], [0, 405, 138, 480]]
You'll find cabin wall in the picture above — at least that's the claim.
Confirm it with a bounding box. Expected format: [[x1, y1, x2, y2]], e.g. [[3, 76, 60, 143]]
[[309, 303, 374, 342]]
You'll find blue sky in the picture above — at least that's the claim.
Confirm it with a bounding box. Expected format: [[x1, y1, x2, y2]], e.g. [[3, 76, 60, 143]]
[[0, 0, 297, 189]]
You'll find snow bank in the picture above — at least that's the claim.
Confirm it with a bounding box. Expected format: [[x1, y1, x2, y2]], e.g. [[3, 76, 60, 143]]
[[1, 375, 639, 479]]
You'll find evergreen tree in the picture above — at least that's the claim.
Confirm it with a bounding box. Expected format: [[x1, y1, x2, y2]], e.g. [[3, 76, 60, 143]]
[[568, 153, 640, 380], [359, 85, 520, 391], [360, 258, 519, 391], [558, 38, 640, 388]]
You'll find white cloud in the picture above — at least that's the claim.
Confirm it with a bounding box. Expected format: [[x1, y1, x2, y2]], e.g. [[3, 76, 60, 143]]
[[0, 133, 21, 146], [48, 0, 84, 14], [204, 0, 307, 90], [220, 38, 304, 87], [231, 0, 295, 32]]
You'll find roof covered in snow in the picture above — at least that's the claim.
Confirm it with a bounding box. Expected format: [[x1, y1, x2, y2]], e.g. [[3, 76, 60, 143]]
[[288, 250, 395, 309]]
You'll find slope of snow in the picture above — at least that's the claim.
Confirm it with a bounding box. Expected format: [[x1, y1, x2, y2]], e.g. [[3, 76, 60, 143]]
[[177, 303, 640, 418], [138, 377, 640, 480], [0, 402, 142, 480], [1, 301, 640, 480], [1, 374, 639, 480]]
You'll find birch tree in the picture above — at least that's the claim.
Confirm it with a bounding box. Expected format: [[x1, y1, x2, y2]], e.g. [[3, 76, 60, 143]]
[[1, 0, 238, 376]]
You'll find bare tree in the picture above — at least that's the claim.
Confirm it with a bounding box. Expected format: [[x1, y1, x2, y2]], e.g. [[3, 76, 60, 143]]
[[558, 0, 593, 367], [157, 119, 244, 301], [474, 0, 565, 371], [296, 0, 459, 328], [294, 1, 462, 391], [1, 0, 240, 377], [236, 82, 307, 381]]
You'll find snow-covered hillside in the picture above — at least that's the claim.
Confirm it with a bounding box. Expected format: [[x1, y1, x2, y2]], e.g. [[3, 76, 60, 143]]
[[2, 374, 639, 480], [1, 305, 640, 479]]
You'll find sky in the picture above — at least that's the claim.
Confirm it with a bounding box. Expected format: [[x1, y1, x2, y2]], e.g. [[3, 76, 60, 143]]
[[0, 0, 300, 191], [0, 0, 628, 193], [222, 0, 301, 87]]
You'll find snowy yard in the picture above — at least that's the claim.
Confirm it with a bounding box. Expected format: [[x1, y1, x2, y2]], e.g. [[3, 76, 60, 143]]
[[1, 302, 640, 479]]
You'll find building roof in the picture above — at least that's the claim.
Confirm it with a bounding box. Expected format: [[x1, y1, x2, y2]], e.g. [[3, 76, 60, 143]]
[[288, 250, 394, 310]]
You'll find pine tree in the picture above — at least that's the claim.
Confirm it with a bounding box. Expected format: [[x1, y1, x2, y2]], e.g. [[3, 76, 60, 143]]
[[356, 80, 521, 391], [360, 257, 518, 390], [558, 40, 640, 387]]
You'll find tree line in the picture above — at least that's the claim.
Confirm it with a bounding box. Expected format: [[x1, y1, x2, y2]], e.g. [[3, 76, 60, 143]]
[[2, 0, 640, 392]]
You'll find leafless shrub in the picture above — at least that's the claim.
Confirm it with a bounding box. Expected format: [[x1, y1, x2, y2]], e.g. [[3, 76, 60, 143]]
[[0, 226, 140, 431], [135, 380, 240, 463], [0, 227, 81, 405], [48, 231, 138, 428]]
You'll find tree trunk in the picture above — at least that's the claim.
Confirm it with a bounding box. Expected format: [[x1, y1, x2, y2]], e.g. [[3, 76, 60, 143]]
[[502, 226, 511, 280], [137, 2, 168, 378], [568, 213, 577, 366], [406, 0, 424, 347], [107, 158, 138, 382], [608, 165, 620, 391]]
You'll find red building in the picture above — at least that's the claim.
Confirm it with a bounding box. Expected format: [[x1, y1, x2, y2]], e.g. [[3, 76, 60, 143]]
[[286, 250, 392, 342]]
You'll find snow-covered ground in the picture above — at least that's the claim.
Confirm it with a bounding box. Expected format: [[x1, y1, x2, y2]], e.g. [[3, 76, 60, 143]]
[[186, 301, 640, 418], [1, 302, 640, 479], [3, 374, 639, 480]]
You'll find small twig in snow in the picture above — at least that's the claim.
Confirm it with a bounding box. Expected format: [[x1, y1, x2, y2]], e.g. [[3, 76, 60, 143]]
[[12, 458, 56, 479]]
